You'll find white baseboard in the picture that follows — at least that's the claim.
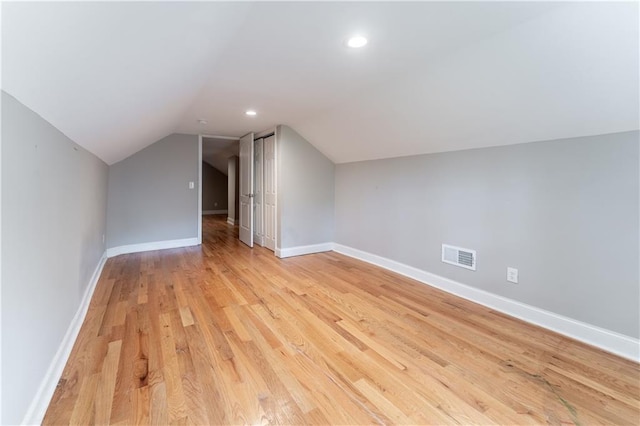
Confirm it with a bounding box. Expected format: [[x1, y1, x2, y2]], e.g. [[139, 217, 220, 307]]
[[22, 251, 108, 425], [203, 209, 228, 215], [276, 242, 334, 259], [106, 237, 199, 258], [227, 217, 236, 225], [333, 243, 640, 362]]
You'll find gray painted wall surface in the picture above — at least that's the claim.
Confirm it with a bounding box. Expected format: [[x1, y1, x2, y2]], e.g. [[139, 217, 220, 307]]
[[228, 156, 239, 221], [1, 91, 108, 424], [335, 131, 639, 338], [277, 125, 335, 248], [106, 133, 198, 248], [202, 161, 228, 211]]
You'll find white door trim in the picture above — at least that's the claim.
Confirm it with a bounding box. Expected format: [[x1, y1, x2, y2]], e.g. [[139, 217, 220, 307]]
[[197, 135, 203, 244], [274, 126, 280, 254], [255, 127, 276, 139], [200, 134, 240, 140]]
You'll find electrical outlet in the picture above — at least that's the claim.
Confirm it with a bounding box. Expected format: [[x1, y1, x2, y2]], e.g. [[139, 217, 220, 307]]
[[507, 267, 518, 284], [188, 181, 195, 189]]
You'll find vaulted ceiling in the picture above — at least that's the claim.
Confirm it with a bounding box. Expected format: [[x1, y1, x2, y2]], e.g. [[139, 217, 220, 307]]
[[203, 137, 239, 175], [2, 2, 638, 165]]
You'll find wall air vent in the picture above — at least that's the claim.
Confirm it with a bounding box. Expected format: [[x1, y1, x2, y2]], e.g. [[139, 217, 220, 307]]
[[442, 244, 476, 271]]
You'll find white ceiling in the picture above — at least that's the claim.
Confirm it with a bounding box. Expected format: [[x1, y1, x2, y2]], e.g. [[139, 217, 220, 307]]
[[2, 2, 638, 165]]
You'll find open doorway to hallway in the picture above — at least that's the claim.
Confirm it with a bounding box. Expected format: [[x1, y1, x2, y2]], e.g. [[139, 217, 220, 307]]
[[199, 130, 276, 253], [200, 135, 240, 241]]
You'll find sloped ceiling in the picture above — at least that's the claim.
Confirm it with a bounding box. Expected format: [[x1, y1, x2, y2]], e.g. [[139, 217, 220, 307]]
[[203, 137, 239, 176], [2, 2, 638, 165]]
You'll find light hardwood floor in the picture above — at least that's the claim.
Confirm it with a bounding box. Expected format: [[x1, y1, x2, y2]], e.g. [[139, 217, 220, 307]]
[[44, 215, 639, 425]]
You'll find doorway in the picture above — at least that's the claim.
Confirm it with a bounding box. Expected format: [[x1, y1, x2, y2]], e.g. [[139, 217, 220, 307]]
[[199, 135, 240, 243]]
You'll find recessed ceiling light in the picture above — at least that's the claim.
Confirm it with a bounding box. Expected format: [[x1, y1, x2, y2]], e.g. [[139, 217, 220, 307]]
[[347, 36, 368, 48], [197, 119, 208, 125], [245, 110, 257, 116]]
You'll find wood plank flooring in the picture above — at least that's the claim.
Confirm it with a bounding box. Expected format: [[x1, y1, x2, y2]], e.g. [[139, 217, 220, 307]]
[[44, 215, 640, 425]]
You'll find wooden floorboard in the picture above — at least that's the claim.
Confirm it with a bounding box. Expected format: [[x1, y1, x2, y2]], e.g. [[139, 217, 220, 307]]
[[43, 215, 640, 425]]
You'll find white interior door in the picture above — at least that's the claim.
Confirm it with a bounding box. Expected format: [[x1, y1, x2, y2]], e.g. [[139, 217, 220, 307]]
[[254, 138, 264, 246], [239, 132, 254, 247], [263, 135, 277, 251]]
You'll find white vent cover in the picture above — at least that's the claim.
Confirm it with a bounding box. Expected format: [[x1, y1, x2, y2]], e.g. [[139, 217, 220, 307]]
[[442, 244, 476, 271]]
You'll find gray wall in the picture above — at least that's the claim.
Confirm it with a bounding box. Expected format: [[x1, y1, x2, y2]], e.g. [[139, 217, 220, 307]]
[[335, 131, 639, 338], [277, 125, 335, 248], [106, 133, 198, 248], [1, 91, 108, 424], [202, 161, 228, 211]]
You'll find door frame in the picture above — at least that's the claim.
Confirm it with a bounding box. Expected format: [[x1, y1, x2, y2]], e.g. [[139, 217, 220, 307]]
[[273, 126, 279, 254], [197, 130, 277, 254], [198, 135, 202, 244], [198, 134, 241, 244]]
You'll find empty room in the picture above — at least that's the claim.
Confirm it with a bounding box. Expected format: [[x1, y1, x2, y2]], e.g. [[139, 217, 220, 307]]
[[1, 1, 639, 425]]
